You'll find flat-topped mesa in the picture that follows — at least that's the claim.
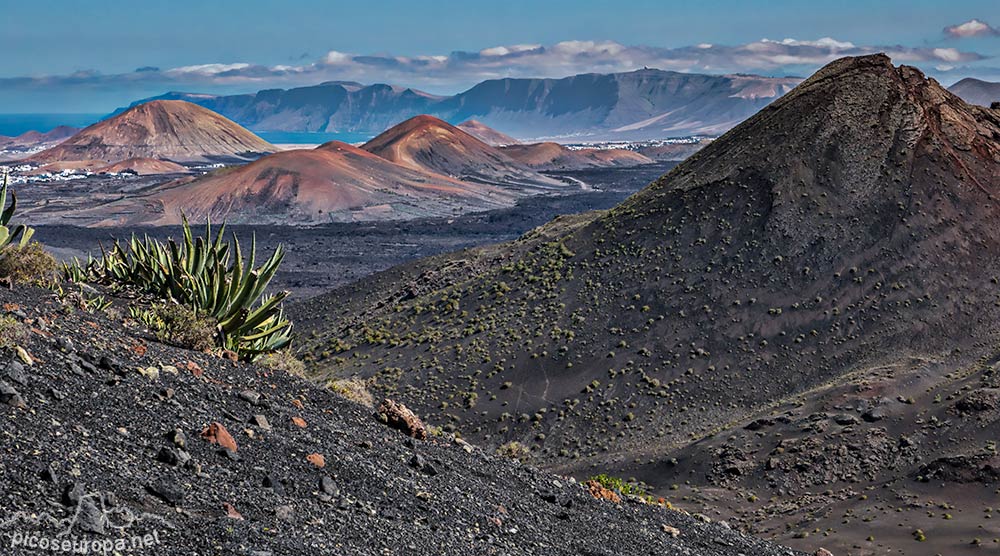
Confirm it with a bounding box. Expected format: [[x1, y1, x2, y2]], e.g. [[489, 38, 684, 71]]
[[30, 100, 276, 164]]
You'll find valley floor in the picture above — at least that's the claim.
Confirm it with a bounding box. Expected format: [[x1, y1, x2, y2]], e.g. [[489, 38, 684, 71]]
[[34, 163, 677, 298]]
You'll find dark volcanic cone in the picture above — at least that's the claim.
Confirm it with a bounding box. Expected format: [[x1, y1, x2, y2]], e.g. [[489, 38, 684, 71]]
[[292, 55, 1000, 554]]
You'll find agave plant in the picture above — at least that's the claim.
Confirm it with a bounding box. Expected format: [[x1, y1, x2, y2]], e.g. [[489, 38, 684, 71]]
[[66, 217, 291, 360], [0, 170, 35, 251]]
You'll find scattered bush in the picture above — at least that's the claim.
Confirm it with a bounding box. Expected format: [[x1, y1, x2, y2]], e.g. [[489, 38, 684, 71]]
[[496, 441, 531, 462], [0, 242, 57, 284], [133, 304, 217, 352], [588, 473, 647, 497], [0, 315, 27, 349], [258, 349, 307, 377], [327, 377, 375, 407]]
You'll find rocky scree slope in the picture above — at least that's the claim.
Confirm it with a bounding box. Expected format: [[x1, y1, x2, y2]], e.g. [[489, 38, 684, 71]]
[[291, 54, 1000, 552], [0, 284, 800, 556]]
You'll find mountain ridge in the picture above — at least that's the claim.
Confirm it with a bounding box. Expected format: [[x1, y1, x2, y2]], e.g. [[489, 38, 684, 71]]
[[115, 68, 802, 140]]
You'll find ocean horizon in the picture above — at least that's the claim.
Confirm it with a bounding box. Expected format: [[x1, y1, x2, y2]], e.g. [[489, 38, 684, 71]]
[[0, 113, 103, 136]]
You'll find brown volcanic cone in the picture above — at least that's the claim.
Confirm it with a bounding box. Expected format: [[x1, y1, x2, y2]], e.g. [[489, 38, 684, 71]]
[[456, 119, 520, 146], [501, 141, 652, 170], [293, 55, 1000, 553], [362, 115, 559, 187], [31, 100, 275, 163], [122, 141, 516, 225]]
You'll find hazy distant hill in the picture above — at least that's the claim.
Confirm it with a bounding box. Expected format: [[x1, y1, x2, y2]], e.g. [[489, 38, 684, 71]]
[[117, 69, 801, 141], [949, 77, 1000, 107]]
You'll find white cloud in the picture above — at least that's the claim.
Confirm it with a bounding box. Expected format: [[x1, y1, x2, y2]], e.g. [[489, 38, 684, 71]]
[[0, 38, 990, 97], [944, 19, 1000, 38], [932, 48, 963, 62], [166, 63, 251, 75]]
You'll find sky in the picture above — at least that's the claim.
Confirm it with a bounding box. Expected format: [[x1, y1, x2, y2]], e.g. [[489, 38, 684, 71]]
[[1, 0, 998, 112]]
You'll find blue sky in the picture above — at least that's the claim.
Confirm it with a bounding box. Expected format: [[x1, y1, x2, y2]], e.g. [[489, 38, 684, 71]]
[[1, 0, 998, 112]]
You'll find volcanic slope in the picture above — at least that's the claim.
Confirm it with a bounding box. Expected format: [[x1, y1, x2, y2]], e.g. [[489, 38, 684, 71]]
[[501, 142, 653, 170], [362, 115, 562, 189], [94, 141, 518, 225], [293, 54, 1000, 553], [30, 100, 275, 163], [456, 119, 521, 146], [0, 284, 804, 556]]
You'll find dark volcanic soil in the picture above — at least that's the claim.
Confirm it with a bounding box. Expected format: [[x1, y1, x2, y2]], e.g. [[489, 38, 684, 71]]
[[0, 283, 802, 556], [289, 55, 1000, 556], [33, 163, 677, 298]]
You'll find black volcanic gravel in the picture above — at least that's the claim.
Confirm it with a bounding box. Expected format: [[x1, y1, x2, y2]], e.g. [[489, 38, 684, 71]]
[[0, 285, 801, 555]]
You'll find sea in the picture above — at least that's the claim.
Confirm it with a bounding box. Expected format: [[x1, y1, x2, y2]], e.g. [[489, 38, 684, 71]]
[[0, 114, 370, 145]]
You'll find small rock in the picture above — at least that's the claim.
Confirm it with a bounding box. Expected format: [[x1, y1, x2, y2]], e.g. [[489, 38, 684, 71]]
[[201, 422, 238, 452], [75, 497, 106, 534], [147, 478, 185, 505], [4, 361, 27, 386], [239, 390, 261, 405], [157, 447, 191, 467], [409, 454, 438, 476], [815, 549, 834, 556], [306, 453, 326, 468], [0, 381, 26, 409], [223, 502, 243, 520], [291, 416, 307, 428], [168, 428, 187, 449], [263, 475, 285, 495], [320, 476, 339, 496], [833, 414, 859, 426], [275, 505, 294, 522], [62, 482, 85, 506], [661, 524, 681, 538], [376, 399, 427, 440], [585, 480, 621, 503], [252, 414, 271, 431], [861, 408, 886, 422]]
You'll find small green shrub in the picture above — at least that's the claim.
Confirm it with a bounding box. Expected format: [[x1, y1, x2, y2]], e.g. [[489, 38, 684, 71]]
[[496, 441, 531, 462], [0, 242, 57, 284], [0, 315, 27, 349], [327, 377, 375, 407], [133, 303, 217, 352], [258, 349, 307, 377], [588, 474, 647, 497]]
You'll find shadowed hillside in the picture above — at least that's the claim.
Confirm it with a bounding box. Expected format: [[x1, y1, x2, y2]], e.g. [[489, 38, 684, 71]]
[[292, 54, 1000, 554]]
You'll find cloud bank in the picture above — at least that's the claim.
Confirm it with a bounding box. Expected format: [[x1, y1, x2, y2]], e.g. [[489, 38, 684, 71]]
[[0, 38, 993, 111]]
